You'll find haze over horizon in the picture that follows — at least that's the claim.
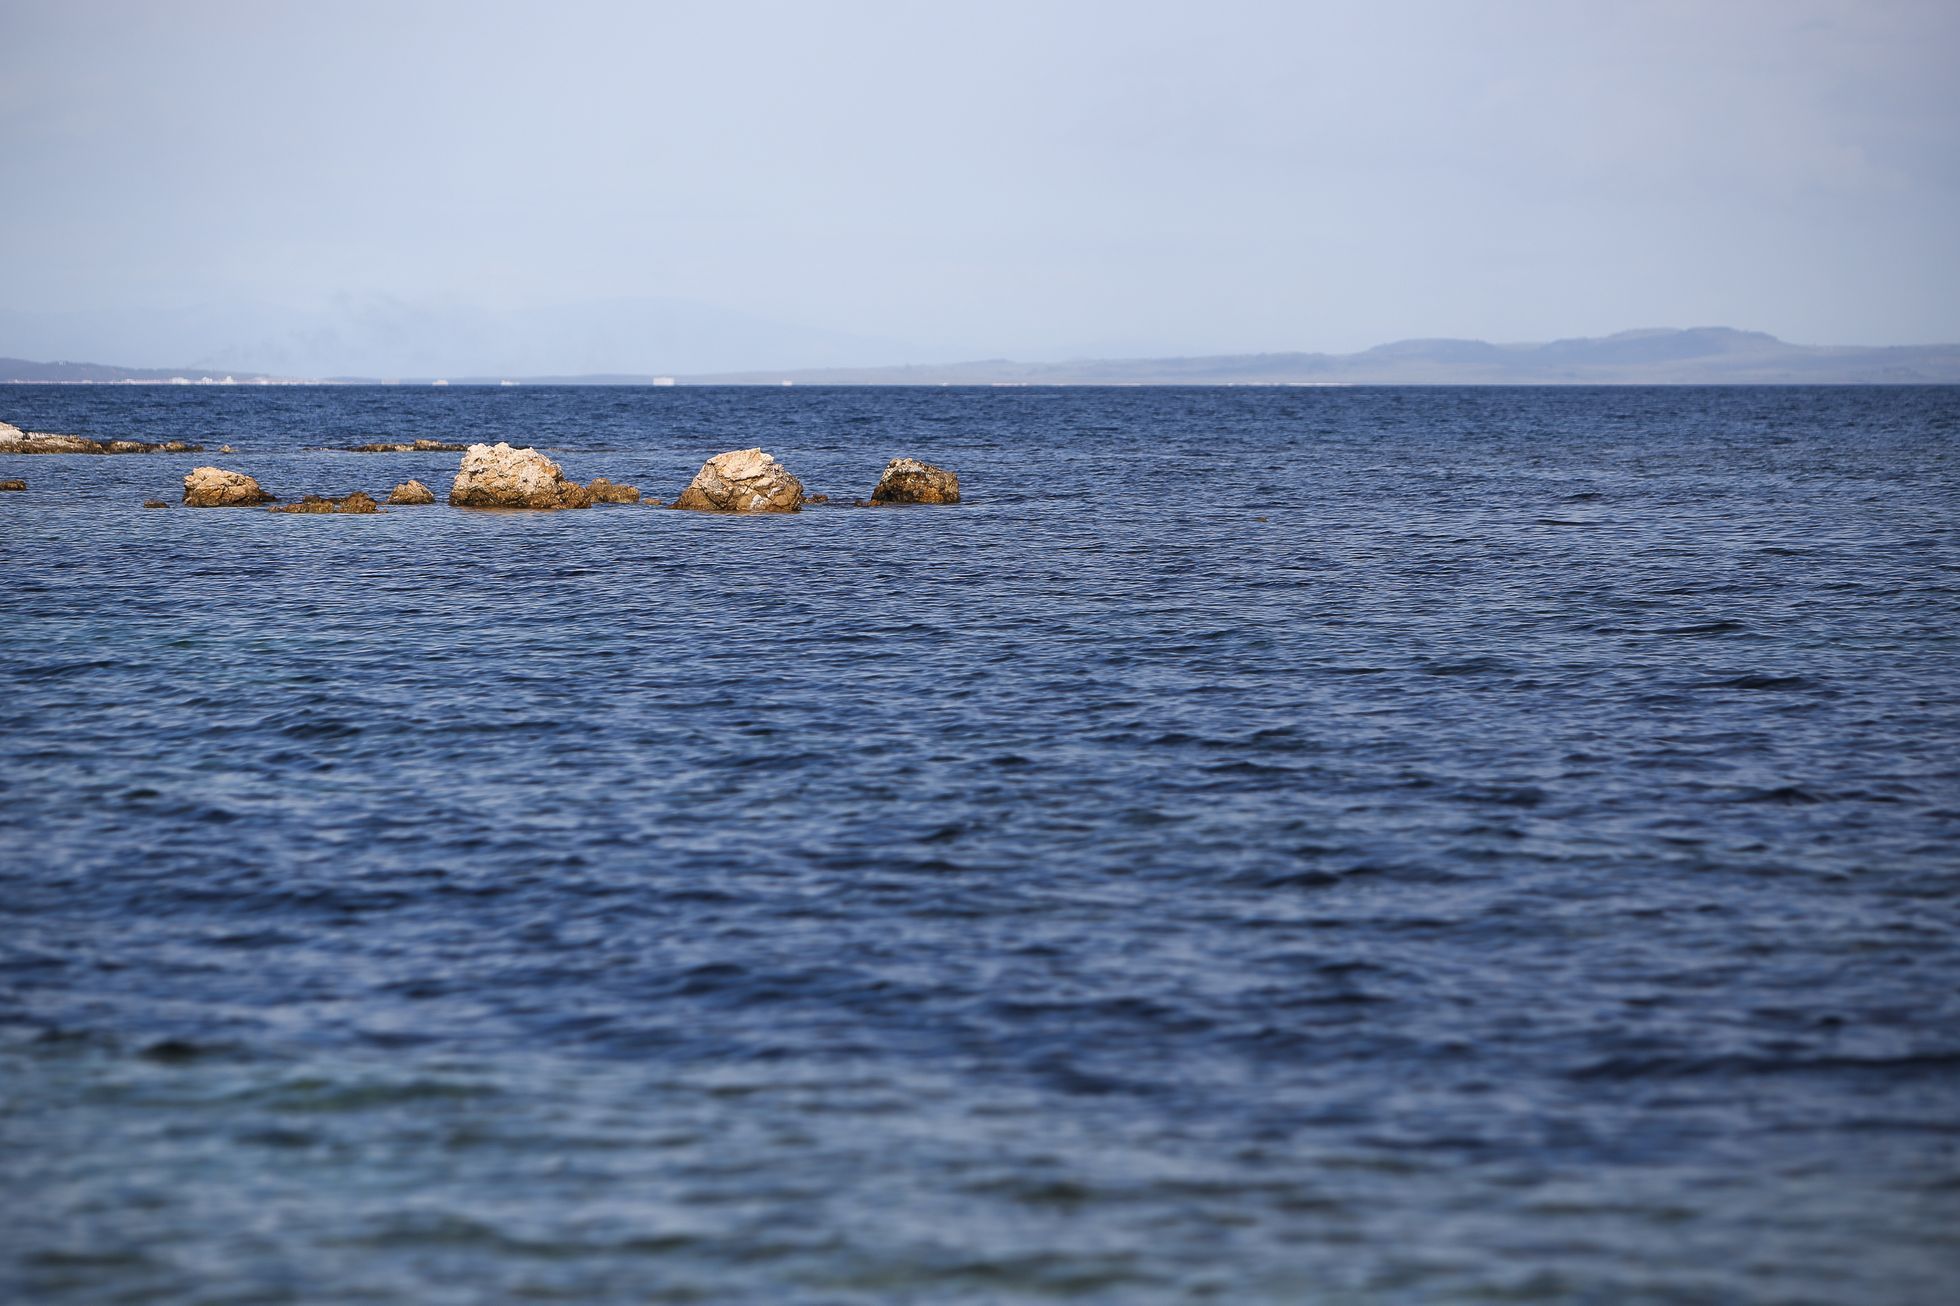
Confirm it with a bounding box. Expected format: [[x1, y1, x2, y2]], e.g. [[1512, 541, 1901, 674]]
[[3, 0, 1957, 377]]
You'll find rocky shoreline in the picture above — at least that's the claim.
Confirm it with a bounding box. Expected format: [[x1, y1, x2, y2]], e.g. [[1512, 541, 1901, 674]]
[[99, 441, 965, 515], [6, 414, 962, 513], [2, 419, 201, 455]]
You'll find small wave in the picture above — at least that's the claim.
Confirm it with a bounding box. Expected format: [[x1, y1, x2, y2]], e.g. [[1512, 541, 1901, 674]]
[[1730, 784, 1826, 805], [1697, 673, 1818, 691], [1659, 620, 1747, 636], [1571, 1051, 1960, 1081]]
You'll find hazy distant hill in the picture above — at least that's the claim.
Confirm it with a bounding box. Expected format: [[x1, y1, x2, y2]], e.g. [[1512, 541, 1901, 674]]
[[5, 329, 1958, 386], [681, 329, 1960, 385], [0, 358, 278, 384]]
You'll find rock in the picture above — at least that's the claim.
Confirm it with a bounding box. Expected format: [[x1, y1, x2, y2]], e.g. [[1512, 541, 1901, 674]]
[[220, 445, 235, 454], [672, 448, 804, 513], [342, 439, 469, 453], [2, 422, 202, 455], [808, 494, 830, 504], [447, 442, 592, 509], [585, 477, 642, 504], [269, 491, 379, 515], [0, 479, 24, 492], [641, 498, 666, 508], [870, 457, 960, 504], [387, 479, 436, 505], [142, 499, 170, 509], [183, 466, 275, 507]]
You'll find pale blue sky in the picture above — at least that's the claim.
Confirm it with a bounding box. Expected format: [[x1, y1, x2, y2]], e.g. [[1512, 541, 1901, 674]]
[[2, 0, 1956, 375]]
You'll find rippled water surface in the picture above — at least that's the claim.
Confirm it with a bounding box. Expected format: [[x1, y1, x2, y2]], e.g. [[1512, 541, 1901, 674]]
[[3, 385, 1958, 1303]]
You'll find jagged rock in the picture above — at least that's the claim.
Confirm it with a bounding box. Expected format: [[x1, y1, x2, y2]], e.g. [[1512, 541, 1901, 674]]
[[870, 457, 960, 504], [0, 479, 24, 492], [142, 499, 169, 509], [269, 491, 379, 515], [447, 442, 592, 509], [585, 477, 642, 504], [183, 466, 275, 507], [808, 494, 830, 504], [3, 421, 201, 455], [387, 479, 436, 505], [672, 448, 804, 513], [343, 439, 470, 453], [220, 445, 235, 454]]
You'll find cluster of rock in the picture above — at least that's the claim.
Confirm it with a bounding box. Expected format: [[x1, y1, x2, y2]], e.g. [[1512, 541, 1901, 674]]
[[269, 492, 379, 515], [183, 467, 276, 507], [338, 439, 469, 453], [870, 457, 960, 504], [586, 477, 642, 504], [672, 448, 805, 513], [3, 419, 201, 455], [447, 443, 595, 509], [8, 419, 963, 517]]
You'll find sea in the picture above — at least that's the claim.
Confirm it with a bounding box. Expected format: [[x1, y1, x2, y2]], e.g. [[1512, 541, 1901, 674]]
[[2, 384, 1956, 1304]]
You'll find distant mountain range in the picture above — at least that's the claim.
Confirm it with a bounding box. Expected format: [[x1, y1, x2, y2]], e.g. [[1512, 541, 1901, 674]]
[[5, 328, 1958, 386]]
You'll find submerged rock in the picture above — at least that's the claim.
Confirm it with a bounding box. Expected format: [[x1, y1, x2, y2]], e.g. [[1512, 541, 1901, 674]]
[[183, 466, 275, 507], [0, 479, 24, 492], [585, 477, 642, 504], [269, 491, 379, 515], [342, 439, 470, 453], [387, 479, 436, 505], [447, 442, 592, 509], [870, 457, 960, 504], [2, 421, 202, 455], [142, 499, 170, 509], [672, 448, 804, 513]]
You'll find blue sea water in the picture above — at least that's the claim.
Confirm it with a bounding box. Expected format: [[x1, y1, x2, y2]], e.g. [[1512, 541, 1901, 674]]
[[2, 384, 1957, 1304]]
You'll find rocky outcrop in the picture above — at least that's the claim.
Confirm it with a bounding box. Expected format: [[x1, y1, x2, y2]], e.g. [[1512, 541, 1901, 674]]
[[0, 479, 24, 492], [585, 477, 642, 504], [183, 467, 275, 507], [340, 439, 470, 453], [269, 491, 380, 515], [870, 458, 960, 504], [447, 442, 592, 509], [672, 448, 804, 513], [2, 421, 202, 455], [143, 499, 170, 509], [387, 479, 436, 505]]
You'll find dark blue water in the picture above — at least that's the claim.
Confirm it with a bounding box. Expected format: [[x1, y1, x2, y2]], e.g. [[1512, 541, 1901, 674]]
[[3, 385, 1957, 1303]]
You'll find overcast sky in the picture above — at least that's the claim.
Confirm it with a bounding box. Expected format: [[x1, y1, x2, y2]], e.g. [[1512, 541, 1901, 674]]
[[2, 0, 1956, 375]]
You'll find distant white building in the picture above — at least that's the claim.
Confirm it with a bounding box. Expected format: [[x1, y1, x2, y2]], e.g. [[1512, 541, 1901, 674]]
[[652, 376, 676, 387]]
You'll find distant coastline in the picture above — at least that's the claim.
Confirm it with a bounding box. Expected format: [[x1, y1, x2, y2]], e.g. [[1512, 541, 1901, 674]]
[[5, 327, 1958, 387]]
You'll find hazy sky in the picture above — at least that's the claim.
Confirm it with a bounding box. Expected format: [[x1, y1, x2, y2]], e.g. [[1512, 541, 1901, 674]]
[[2, 0, 1957, 375]]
